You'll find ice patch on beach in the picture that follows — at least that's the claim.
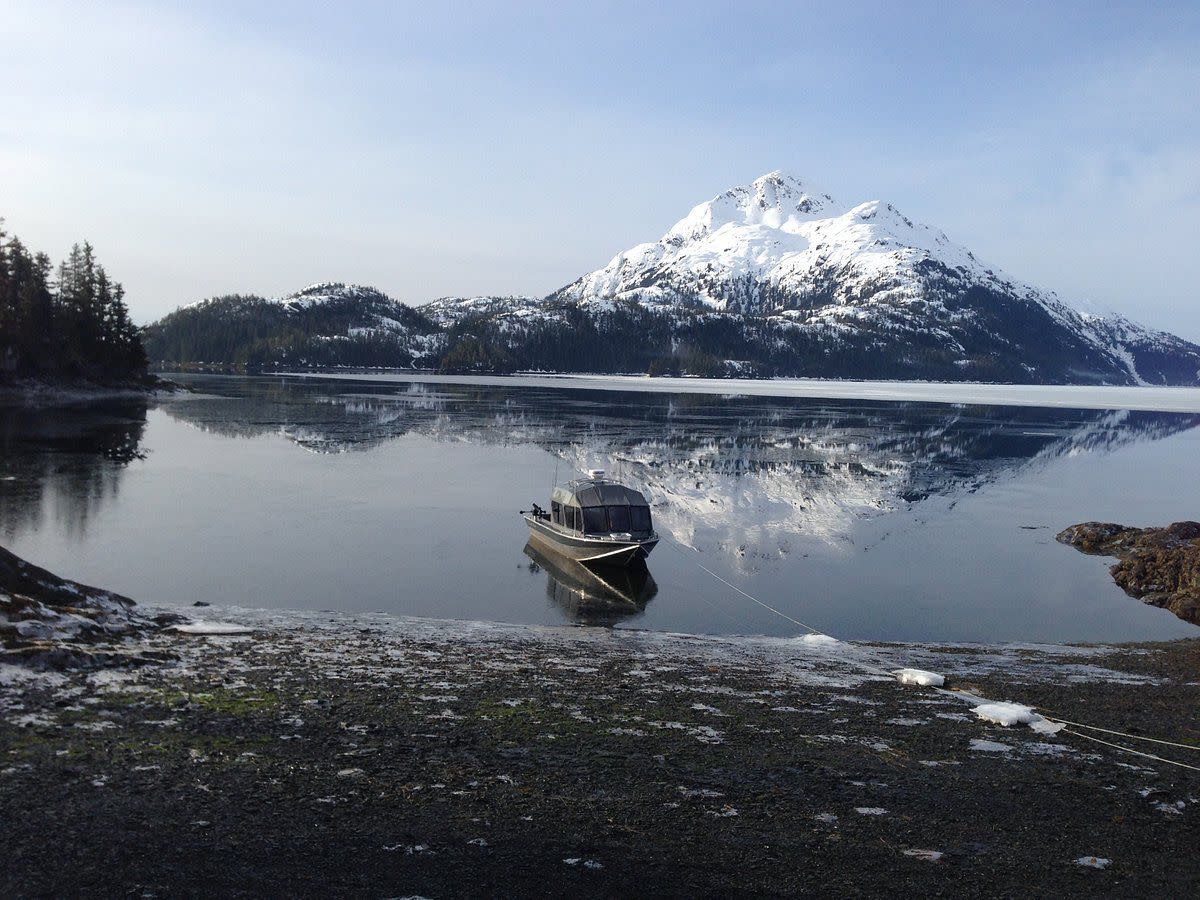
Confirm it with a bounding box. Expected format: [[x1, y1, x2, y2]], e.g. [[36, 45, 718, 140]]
[[172, 621, 255, 636], [894, 669, 944, 687], [903, 849, 943, 861], [969, 739, 1013, 753], [800, 633, 838, 645]]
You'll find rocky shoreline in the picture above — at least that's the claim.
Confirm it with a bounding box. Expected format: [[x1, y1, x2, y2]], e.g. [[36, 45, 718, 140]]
[[2, 599, 1198, 897], [1058, 521, 1200, 625], [0, 375, 186, 407]]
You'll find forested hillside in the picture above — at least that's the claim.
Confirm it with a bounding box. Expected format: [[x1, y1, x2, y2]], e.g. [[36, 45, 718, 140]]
[[0, 220, 147, 383], [142, 284, 440, 370]]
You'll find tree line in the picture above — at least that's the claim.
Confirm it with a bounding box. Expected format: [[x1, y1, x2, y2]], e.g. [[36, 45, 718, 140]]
[[0, 219, 147, 382]]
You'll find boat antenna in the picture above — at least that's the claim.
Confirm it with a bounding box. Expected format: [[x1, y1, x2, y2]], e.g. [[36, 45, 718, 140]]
[[552, 453, 560, 490]]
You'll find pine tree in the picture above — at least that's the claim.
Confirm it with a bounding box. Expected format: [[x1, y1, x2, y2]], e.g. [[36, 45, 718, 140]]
[[0, 220, 148, 382]]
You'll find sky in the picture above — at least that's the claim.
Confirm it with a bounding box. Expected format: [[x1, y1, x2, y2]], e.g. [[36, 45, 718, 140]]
[[2, 1, 1199, 338]]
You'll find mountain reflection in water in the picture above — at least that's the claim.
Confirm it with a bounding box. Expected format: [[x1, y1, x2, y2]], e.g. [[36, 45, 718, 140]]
[[161, 376, 1200, 560], [523, 540, 657, 626], [4, 375, 1200, 642]]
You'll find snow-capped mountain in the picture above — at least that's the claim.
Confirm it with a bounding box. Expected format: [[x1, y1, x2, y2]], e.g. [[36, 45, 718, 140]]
[[146, 173, 1200, 384], [552, 171, 1200, 385]]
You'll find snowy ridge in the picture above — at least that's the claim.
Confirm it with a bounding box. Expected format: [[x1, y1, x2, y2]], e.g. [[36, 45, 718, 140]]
[[271, 282, 391, 310], [421, 295, 544, 328]]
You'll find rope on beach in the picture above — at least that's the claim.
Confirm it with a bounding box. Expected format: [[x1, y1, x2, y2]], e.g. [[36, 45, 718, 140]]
[[1060, 728, 1200, 773], [1042, 717, 1200, 753], [660, 532, 1200, 774]]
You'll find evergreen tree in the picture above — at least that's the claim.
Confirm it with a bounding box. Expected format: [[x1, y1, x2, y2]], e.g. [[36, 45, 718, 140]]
[[0, 220, 148, 382]]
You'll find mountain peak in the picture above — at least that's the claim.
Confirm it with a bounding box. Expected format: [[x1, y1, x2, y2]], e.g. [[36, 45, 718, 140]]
[[273, 282, 392, 310], [666, 171, 837, 242]]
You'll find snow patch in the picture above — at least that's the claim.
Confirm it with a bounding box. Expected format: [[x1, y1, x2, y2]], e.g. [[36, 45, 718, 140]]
[[171, 621, 256, 636], [969, 739, 1013, 753], [972, 702, 1039, 727], [894, 668, 945, 687]]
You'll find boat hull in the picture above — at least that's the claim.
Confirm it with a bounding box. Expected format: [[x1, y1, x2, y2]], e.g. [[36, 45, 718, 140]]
[[523, 515, 659, 567], [522, 540, 658, 625]]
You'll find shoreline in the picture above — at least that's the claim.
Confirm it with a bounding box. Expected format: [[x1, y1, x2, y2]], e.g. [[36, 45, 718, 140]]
[[2, 603, 1197, 895], [0, 375, 185, 408]]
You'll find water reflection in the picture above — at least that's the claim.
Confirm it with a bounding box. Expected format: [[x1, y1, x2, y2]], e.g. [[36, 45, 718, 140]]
[[4, 376, 1199, 641], [523, 540, 656, 626], [163, 376, 1200, 559], [0, 402, 149, 541]]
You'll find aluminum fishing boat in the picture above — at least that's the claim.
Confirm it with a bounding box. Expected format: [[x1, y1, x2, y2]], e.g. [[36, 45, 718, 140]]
[[521, 470, 658, 567]]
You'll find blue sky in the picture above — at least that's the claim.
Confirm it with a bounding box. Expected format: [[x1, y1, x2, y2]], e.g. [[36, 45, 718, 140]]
[[3, 1, 1198, 338]]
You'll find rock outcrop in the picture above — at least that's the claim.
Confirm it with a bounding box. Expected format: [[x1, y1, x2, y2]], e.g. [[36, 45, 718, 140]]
[[0, 545, 176, 668], [1056, 521, 1200, 625]]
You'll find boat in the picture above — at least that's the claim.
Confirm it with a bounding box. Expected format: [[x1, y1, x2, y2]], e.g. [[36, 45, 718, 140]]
[[521, 469, 659, 567], [523, 539, 657, 626]]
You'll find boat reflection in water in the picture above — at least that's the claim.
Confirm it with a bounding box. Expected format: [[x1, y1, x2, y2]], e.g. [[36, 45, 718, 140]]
[[523, 540, 657, 626]]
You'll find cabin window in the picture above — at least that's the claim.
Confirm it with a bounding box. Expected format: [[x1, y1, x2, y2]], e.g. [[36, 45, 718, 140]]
[[606, 505, 631, 532], [551, 501, 562, 525], [629, 505, 651, 532], [568, 507, 581, 531], [582, 507, 607, 534]]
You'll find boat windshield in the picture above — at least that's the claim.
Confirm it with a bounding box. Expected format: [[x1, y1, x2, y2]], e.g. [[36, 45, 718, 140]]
[[629, 505, 651, 532], [582, 507, 607, 534], [606, 505, 631, 532]]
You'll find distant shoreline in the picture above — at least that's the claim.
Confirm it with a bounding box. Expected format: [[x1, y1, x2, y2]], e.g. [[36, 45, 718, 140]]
[[248, 369, 1200, 413], [0, 375, 184, 407]]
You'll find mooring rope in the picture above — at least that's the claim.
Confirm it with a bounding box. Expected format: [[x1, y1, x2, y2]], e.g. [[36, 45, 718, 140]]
[[1060, 728, 1200, 773], [659, 531, 1200, 774], [1042, 716, 1200, 753]]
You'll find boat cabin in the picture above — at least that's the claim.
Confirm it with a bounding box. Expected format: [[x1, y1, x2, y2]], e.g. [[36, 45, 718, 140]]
[[549, 477, 653, 538]]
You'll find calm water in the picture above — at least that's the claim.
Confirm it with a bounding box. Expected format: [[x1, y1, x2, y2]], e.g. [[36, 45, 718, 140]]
[[2, 373, 1199, 643]]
